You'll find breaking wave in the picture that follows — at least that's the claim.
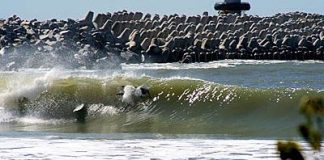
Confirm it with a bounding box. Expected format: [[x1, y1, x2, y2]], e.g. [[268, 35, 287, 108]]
[[0, 69, 322, 137]]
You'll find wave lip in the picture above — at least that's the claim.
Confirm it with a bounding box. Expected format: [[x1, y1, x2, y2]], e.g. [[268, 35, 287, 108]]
[[0, 72, 322, 137], [121, 60, 300, 70]]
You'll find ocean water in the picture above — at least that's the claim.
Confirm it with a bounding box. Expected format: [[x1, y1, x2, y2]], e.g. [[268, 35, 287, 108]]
[[0, 60, 323, 159]]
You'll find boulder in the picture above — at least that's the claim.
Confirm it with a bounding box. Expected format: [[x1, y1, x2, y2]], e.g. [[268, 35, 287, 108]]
[[194, 39, 202, 48], [144, 14, 151, 20], [60, 30, 73, 39], [219, 38, 231, 50], [141, 38, 151, 51], [129, 30, 141, 43], [112, 21, 124, 36], [247, 37, 260, 50], [126, 40, 141, 53], [298, 37, 308, 48], [144, 38, 164, 62], [229, 38, 238, 51], [180, 53, 192, 63], [117, 28, 131, 43], [133, 12, 143, 21], [313, 39, 323, 49], [162, 38, 175, 51], [100, 19, 113, 31], [79, 11, 94, 26], [195, 23, 204, 33], [93, 13, 108, 29], [146, 39, 162, 54], [236, 36, 248, 49], [201, 38, 212, 50]]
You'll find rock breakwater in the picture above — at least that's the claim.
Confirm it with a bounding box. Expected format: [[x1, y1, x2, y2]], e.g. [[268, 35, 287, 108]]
[[0, 11, 323, 70]]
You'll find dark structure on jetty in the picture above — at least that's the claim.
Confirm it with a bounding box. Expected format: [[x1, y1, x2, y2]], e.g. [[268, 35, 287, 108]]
[[215, 0, 250, 15], [0, 9, 323, 70]]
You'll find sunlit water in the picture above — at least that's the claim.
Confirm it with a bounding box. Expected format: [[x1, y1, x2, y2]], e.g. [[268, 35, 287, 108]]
[[0, 60, 323, 159]]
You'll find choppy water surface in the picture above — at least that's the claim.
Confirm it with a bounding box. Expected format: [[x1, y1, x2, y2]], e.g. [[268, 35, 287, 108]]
[[122, 60, 324, 89], [0, 132, 322, 160], [0, 60, 323, 159]]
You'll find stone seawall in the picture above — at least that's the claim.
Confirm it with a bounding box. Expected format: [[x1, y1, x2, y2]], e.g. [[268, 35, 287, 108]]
[[0, 11, 323, 70]]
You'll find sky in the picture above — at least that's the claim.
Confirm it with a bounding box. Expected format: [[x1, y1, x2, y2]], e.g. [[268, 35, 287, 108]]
[[0, 0, 323, 20]]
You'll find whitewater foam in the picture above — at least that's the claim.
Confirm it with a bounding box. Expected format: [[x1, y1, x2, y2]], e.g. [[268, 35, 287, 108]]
[[120, 60, 324, 71], [0, 134, 322, 160]]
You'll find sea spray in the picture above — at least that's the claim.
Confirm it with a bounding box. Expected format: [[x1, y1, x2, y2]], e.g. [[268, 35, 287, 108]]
[[0, 68, 68, 111]]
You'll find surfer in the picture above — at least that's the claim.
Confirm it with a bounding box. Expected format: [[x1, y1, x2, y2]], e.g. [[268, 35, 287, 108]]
[[117, 85, 151, 107], [17, 97, 29, 116], [72, 85, 151, 123], [73, 103, 88, 123]]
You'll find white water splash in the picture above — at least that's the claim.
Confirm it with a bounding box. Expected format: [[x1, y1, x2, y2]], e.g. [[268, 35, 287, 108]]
[[0, 136, 322, 160], [0, 68, 67, 109], [121, 60, 324, 71]]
